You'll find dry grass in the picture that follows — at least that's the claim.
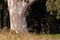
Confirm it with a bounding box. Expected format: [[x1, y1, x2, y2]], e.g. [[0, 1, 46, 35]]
[[0, 27, 60, 40]]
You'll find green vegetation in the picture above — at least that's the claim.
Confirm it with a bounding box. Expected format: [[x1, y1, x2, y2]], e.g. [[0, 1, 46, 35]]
[[46, 0, 60, 19]]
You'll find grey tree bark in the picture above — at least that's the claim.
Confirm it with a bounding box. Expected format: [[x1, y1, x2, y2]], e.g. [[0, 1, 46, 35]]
[[7, 0, 35, 33]]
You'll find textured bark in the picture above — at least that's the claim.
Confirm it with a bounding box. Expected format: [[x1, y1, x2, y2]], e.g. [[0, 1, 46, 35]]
[[7, 0, 35, 33]]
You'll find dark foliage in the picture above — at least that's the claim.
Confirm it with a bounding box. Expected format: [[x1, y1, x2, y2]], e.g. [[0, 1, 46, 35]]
[[26, 0, 60, 34], [0, 0, 10, 29]]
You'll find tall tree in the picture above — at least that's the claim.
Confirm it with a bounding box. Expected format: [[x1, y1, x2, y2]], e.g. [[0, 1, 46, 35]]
[[7, 0, 35, 33]]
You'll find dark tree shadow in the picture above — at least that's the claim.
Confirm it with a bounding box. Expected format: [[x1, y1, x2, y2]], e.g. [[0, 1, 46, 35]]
[[26, 0, 47, 34], [1, 0, 10, 29], [26, 0, 60, 34]]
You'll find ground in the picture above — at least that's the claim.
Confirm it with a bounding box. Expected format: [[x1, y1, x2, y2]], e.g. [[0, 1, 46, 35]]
[[0, 27, 60, 40]]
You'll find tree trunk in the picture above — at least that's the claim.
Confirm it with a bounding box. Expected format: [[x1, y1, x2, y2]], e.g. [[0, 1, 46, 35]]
[[7, 0, 35, 33]]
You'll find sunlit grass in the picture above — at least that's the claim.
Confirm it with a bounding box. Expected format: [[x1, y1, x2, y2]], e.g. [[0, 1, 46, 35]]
[[0, 27, 60, 40]]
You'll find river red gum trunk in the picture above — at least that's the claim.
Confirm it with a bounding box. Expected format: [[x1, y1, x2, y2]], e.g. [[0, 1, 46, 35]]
[[7, 0, 35, 33]]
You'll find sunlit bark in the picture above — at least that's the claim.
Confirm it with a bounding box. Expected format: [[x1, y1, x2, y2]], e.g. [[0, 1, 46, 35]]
[[7, 0, 35, 33]]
